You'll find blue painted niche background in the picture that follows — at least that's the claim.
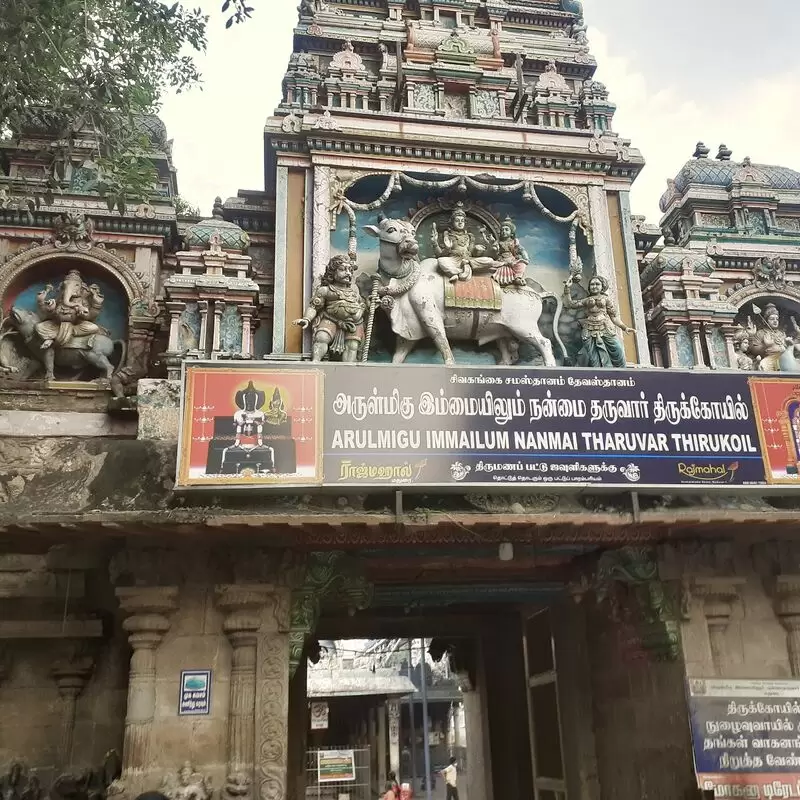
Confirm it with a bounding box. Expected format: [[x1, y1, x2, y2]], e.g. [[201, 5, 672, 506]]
[[3, 258, 129, 340], [330, 174, 594, 365]]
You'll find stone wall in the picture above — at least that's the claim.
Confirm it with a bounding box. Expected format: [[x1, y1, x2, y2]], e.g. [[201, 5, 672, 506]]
[[584, 599, 696, 800], [0, 633, 128, 783], [663, 543, 796, 679]]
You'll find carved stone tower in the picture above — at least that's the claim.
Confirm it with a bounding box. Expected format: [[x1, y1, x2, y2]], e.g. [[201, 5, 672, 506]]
[[264, 0, 650, 367]]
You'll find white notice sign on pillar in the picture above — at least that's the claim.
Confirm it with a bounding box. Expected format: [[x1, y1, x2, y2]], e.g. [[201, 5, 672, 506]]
[[310, 701, 329, 730]]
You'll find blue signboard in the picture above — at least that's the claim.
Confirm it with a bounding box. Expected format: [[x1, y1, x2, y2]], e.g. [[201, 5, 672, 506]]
[[179, 669, 211, 716], [687, 678, 800, 798]]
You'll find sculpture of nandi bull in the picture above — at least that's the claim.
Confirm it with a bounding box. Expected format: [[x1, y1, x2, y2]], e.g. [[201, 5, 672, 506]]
[[363, 215, 556, 366]]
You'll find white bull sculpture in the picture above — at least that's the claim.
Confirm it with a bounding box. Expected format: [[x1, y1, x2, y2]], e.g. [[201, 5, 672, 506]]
[[363, 215, 557, 366]]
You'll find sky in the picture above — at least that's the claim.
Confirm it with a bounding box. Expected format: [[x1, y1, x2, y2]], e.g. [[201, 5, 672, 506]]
[[159, 0, 800, 223]]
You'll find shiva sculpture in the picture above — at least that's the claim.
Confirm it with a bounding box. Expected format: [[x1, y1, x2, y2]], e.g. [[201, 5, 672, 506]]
[[480, 216, 529, 287], [161, 762, 212, 800], [363, 213, 556, 366], [0, 270, 124, 382], [430, 202, 500, 283], [233, 380, 267, 447], [293, 254, 366, 362], [562, 274, 634, 368]]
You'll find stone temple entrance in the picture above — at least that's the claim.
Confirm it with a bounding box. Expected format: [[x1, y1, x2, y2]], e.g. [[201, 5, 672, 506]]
[[287, 591, 581, 800]]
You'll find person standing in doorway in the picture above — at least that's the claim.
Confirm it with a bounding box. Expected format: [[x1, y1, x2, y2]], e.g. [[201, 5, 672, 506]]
[[441, 757, 458, 800]]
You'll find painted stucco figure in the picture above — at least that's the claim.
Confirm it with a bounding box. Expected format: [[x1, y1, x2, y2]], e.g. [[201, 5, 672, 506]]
[[733, 328, 755, 371], [293, 255, 366, 362], [430, 202, 499, 283], [481, 216, 529, 287], [0, 269, 124, 382], [35, 270, 105, 350], [364, 214, 556, 366], [562, 274, 634, 368], [747, 303, 796, 372]]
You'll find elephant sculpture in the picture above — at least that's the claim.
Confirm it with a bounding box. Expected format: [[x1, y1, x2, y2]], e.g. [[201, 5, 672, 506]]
[[363, 215, 557, 366]]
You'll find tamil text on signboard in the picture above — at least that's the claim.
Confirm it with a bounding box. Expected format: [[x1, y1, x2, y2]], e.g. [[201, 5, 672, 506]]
[[317, 750, 356, 783], [177, 363, 800, 490], [688, 678, 800, 799], [179, 669, 211, 716]]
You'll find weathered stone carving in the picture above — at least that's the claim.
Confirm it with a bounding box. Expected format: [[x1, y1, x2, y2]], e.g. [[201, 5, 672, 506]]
[[293, 256, 365, 362], [52, 212, 95, 252], [363, 213, 556, 366], [753, 256, 787, 289], [1, 764, 41, 800], [161, 764, 212, 800], [562, 274, 634, 368], [1, 269, 125, 382]]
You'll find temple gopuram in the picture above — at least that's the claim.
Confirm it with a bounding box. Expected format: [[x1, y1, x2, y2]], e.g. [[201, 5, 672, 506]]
[[1, 2, 800, 800]]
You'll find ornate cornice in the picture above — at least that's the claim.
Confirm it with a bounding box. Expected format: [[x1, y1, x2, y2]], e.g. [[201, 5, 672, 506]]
[[0, 241, 148, 303]]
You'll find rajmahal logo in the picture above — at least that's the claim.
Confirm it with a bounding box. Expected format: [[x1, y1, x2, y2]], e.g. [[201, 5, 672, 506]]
[[677, 462, 740, 483]]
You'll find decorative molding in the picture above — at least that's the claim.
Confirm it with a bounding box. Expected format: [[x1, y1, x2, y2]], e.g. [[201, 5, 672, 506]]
[[257, 628, 290, 800], [690, 577, 745, 675], [0, 242, 148, 304]]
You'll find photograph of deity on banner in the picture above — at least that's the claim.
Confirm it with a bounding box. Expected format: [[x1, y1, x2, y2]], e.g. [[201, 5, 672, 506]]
[[178, 366, 323, 487], [749, 377, 800, 485]]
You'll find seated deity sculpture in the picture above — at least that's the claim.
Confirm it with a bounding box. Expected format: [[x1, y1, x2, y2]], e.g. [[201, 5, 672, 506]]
[[430, 202, 500, 283], [480, 216, 529, 287], [1, 269, 124, 383], [233, 380, 267, 447], [161, 763, 212, 800], [35, 270, 105, 349]]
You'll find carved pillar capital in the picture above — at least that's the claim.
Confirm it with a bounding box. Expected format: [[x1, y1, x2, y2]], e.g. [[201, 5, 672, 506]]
[[691, 577, 745, 675], [773, 575, 800, 622], [117, 586, 179, 646], [52, 648, 95, 769], [216, 585, 275, 640], [52, 651, 95, 697], [772, 575, 800, 677], [691, 577, 745, 622]]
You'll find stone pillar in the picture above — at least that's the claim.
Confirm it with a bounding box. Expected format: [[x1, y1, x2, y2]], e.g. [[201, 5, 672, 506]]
[[587, 185, 620, 313], [387, 700, 400, 778], [212, 302, 224, 353], [463, 688, 489, 800], [773, 576, 800, 677], [216, 585, 274, 796], [166, 302, 184, 352], [240, 306, 256, 358], [198, 300, 210, 354], [116, 586, 178, 787], [690, 323, 705, 367], [692, 578, 744, 675], [377, 704, 388, 785], [272, 165, 290, 353], [52, 650, 94, 769], [255, 586, 291, 800], [665, 330, 679, 368]]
